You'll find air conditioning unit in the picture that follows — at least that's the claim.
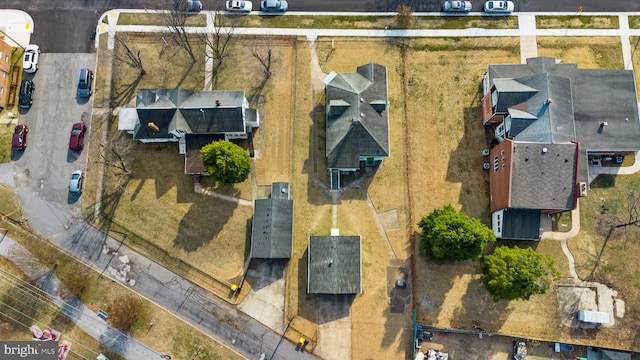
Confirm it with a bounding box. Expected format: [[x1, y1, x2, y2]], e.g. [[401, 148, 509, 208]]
[[579, 182, 587, 197]]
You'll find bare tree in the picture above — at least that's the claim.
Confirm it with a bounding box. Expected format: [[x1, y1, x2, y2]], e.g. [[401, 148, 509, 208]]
[[250, 38, 276, 99], [107, 294, 142, 332], [162, 0, 199, 63], [252, 44, 273, 79], [114, 34, 146, 77], [396, 4, 413, 28], [205, 11, 236, 88]]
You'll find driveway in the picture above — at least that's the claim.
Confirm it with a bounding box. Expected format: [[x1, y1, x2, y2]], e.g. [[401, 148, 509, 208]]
[[14, 53, 95, 232]]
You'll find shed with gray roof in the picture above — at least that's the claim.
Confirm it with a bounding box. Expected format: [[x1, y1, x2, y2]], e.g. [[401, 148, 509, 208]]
[[250, 183, 293, 259], [307, 235, 362, 294]]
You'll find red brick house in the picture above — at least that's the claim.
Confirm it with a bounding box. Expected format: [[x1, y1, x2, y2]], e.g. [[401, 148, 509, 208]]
[[482, 57, 640, 240], [0, 37, 12, 111]]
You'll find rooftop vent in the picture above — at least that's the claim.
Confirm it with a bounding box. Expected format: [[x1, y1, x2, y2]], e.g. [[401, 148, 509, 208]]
[[215, 99, 221, 106], [542, 147, 548, 154]]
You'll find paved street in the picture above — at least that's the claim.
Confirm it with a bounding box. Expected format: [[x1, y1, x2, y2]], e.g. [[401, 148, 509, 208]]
[[3, 4, 640, 360]]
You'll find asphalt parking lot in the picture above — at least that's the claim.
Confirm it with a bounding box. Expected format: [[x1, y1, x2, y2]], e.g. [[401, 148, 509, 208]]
[[14, 53, 96, 208]]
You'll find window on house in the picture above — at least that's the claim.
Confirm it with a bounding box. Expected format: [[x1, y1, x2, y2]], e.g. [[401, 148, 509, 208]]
[[495, 123, 505, 142]]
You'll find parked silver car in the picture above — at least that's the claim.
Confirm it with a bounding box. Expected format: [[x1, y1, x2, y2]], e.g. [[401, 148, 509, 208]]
[[442, 1, 472, 12]]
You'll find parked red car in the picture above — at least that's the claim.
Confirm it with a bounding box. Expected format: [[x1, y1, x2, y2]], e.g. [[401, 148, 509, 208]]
[[69, 123, 86, 150], [12, 124, 28, 150]]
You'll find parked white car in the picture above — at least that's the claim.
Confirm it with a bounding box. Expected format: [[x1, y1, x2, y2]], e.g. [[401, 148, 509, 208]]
[[69, 170, 84, 194], [22, 44, 40, 74], [484, 0, 514, 13], [226, 0, 252, 12], [442, 1, 472, 12]]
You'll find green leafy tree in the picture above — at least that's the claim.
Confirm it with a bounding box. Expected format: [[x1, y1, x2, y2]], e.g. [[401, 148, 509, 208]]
[[483, 246, 561, 301], [200, 141, 251, 184], [418, 204, 495, 260]]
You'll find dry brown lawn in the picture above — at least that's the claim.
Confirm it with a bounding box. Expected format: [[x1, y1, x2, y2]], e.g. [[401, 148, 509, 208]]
[[88, 24, 640, 360], [536, 16, 619, 29], [537, 37, 624, 70], [568, 174, 640, 350], [313, 39, 412, 359], [0, 186, 243, 360]]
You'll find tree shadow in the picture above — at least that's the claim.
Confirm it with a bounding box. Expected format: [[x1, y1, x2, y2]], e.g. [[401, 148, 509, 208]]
[[446, 89, 492, 222], [173, 190, 239, 252], [111, 72, 145, 108]]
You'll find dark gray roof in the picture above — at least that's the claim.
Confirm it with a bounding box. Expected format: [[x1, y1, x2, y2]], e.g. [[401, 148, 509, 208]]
[[271, 182, 290, 200], [511, 142, 578, 210], [488, 57, 640, 184], [325, 63, 390, 169], [308, 236, 362, 294], [134, 108, 176, 140], [133, 88, 247, 140], [501, 208, 542, 240], [570, 69, 640, 152], [183, 134, 224, 174], [251, 197, 293, 259]]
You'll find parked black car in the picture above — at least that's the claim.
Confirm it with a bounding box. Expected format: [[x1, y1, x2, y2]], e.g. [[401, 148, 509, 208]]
[[18, 79, 34, 109]]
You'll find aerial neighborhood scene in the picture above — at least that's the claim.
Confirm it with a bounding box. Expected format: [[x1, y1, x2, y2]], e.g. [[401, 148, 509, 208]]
[[2, 1, 640, 360]]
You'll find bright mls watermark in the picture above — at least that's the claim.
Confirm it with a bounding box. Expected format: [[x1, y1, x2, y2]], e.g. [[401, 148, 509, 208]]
[[1, 341, 58, 359]]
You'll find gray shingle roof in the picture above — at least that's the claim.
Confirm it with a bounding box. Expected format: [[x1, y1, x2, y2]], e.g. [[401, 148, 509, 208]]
[[308, 236, 362, 294], [133, 88, 247, 140], [488, 57, 640, 183], [510, 142, 578, 210], [251, 195, 293, 259], [325, 63, 389, 169]]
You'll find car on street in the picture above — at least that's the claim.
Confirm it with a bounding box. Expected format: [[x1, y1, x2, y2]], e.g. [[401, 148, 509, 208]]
[[226, 0, 252, 12], [69, 170, 84, 194], [260, 0, 287, 12], [69, 123, 86, 151], [175, 0, 202, 13], [18, 79, 34, 110], [77, 68, 94, 98], [484, 0, 514, 13], [442, 0, 472, 12], [12, 125, 28, 151], [22, 44, 40, 74]]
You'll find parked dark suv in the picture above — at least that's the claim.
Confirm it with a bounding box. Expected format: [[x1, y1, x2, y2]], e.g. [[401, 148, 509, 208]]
[[77, 68, 94, 98], [18, 79, 34, 109]]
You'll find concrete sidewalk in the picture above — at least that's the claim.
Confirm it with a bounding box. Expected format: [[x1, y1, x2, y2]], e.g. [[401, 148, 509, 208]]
[[97, 10, 640, 72]]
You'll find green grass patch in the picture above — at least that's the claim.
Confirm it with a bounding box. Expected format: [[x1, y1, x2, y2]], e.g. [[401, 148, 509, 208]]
[[117, 12, 207, 26], [591, 174, 616, 188], [551, 211, 572, 232], [222, 14, 518, 29], [629, 16, 640, 29], [536, 15, 619, 29]]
